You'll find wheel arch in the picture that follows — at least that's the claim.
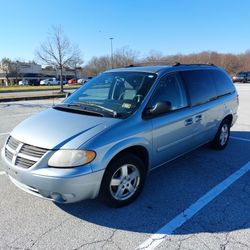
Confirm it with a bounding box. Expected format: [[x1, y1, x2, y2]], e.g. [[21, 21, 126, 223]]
[[98, 145, 149, 206], [223, 114, 233, 126], [106, 145, 150, 173]]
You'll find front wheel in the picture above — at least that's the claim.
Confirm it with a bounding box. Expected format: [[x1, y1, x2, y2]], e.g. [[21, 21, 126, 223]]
[[210, 119, 231, 150], [99, 153, 146, 207]]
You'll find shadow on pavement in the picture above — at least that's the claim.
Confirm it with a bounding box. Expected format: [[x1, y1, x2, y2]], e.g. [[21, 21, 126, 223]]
[[57, 131, 250, 234]]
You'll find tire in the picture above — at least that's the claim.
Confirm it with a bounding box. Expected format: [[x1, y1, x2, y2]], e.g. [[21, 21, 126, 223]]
[[99, 153, 146, 207], [210, 119, 231, 150]]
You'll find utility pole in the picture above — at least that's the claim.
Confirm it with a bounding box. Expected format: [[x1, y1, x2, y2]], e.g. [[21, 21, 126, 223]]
[[109, 37, 114, 68]]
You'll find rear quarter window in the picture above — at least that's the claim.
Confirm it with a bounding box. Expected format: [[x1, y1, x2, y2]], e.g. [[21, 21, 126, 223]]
[[211, 70, 235, 96], [180, 70, 217, 106]]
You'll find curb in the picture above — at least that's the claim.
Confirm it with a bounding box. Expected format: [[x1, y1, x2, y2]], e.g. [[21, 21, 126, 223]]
[[0, 94, 66, 103]]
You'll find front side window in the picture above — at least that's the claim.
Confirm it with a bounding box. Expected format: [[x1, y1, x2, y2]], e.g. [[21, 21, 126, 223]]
[[151, 73, 188, 111], [63, 72, 157, 118]]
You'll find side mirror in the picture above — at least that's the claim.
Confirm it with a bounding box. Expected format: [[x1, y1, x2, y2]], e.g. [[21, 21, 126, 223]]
[[144, 101, 172, 117]]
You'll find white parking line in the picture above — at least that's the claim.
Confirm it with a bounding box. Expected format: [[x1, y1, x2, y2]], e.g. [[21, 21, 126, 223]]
[[231, 136, 250, 143], [0, 132, 10, 136], [0, 171, 5, 176], [136, 161, 250, 250]]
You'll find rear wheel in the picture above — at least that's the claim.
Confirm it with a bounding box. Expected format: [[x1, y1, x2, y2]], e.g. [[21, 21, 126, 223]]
[[210, 119, 231, 150], [100, 153, 146, 207]]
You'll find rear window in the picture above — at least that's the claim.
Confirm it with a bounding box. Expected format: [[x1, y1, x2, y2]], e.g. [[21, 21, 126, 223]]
[[211, 70, 235, 96], [180, 70, 217, 106]]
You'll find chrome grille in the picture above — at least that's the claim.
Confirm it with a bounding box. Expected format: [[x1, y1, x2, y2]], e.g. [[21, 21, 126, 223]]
[[8, 137, 19, 150], [5, 149, 14, 161], [5, 136, 48, 169], [20, 144, 47, 158], [16, 157, 36, 168]]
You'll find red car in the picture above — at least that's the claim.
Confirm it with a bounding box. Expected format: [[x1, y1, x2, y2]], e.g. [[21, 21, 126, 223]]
[[67, 78, 77, 84]]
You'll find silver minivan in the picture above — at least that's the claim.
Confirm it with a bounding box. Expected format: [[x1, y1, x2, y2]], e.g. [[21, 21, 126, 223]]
[[1, 64, 238, 207]]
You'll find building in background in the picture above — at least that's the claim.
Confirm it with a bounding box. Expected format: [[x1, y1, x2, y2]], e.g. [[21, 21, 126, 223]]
[[0, 62, 42, 85], [0, 61, 83, 86]]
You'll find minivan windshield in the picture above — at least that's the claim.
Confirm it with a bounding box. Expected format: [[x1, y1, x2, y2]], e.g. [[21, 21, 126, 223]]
[[62, 71, 157, 118]]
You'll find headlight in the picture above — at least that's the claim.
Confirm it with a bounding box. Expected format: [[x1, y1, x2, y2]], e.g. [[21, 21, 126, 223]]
[[48, 150, 96, 168]]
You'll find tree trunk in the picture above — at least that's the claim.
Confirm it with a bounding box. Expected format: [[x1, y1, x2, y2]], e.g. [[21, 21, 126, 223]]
[[74, 66, 77, 80], [59, 66, 63, 93], [74, 70, 77, 80], [5, 75, 9, 86], [15, 74, 18, 85]]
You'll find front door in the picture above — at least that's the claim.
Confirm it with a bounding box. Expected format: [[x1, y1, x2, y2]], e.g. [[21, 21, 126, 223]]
[[150, 73, 200, 168]]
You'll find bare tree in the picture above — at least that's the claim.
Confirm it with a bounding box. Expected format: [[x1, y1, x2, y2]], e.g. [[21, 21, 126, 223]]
[[82, 47, 139, 76], [0, 58, 12, 86], [143, 50, 164, 64], [68, 51, 84, 80], [83, 56, 110, 76], [36, 26, 80, 92], [12, 60, 22, 84], [81, 49, 250, 78], [112, 47, 138, 68]]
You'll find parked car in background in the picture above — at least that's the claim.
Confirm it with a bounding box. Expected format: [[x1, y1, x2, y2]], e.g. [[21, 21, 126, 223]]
[[1, 64, 238, 207], [232, 72, 250, 83], [29, 79, 40, 86], [77, 78, 86, 84], [68, 78, 77, 84], [18, 79, 29, 86], [40, 78, 59, 86], [56, 79, 67, 85], [244, 72, 250, 82], [75, 77, 94, 85]]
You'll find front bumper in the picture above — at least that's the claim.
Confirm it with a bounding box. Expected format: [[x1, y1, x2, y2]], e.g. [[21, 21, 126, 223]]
[[1, 148, 105, 203]]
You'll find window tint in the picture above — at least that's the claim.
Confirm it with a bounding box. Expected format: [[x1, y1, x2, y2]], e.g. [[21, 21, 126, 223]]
[[180, 70, 217, 106], [151, 73, 188, 111], [211, 70, 235, 96]]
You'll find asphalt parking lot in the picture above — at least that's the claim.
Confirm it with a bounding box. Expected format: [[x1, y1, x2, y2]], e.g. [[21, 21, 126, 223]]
[[0, 84, 250, 250]]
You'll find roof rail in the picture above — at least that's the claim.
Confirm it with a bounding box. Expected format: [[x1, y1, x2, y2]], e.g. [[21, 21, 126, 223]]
[[126, 60, 172, 67], [173, 62, 216, 67]]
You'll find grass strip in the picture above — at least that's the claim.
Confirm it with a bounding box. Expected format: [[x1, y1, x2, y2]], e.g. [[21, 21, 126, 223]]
[[0, 85, 80, 92]]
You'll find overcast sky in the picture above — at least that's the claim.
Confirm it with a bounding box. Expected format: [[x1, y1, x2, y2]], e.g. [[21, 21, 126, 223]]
[[0, 0, 249, 64]]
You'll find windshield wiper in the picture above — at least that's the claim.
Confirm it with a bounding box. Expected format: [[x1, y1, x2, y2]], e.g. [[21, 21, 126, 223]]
[[53, 104, 104, 117], [74, 102, 118, 118]]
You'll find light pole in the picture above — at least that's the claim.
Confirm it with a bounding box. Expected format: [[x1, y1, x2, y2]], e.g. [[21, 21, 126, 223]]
[[109, 37, 114, 68]]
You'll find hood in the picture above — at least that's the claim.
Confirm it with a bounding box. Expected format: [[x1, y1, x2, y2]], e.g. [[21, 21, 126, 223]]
[[11, 108, 120, 149]]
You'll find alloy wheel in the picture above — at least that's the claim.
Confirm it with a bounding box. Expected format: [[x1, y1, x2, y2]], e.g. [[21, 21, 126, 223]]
[[109, 164, 140, 201], [219, 123, 229, 146]]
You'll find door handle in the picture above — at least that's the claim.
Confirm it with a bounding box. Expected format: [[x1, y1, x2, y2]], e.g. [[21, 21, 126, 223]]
[[185, 118, 193, 126], [195, 115, 202, 123]]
